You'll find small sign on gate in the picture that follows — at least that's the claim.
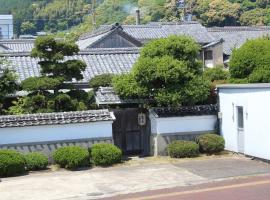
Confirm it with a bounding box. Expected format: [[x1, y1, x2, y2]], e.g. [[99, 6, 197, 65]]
[[138, 113, 146, 126]]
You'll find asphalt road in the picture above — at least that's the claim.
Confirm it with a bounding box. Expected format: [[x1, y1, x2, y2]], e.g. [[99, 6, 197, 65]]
[[103, 175, 270, 200]]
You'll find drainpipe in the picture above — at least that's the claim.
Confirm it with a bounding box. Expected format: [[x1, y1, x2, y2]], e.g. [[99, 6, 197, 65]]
[[136, 9, 140, 25]]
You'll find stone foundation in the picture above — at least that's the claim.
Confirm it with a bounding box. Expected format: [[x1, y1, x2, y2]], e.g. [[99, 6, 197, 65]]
[[0, 137, 113, 163], [151, 132, 213, 156]]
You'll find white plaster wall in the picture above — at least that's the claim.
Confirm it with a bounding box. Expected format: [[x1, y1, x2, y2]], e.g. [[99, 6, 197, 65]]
[[0, 121, 113, 145], [150, 114, 217, 135], [219, 88, 270, 160]]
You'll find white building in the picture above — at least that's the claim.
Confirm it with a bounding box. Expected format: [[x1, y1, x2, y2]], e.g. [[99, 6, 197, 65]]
[[218, 84, 270, 160], [0, 15, 13, 39]]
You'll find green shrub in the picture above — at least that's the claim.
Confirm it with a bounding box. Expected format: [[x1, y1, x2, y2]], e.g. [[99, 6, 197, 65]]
[[167, 140, 199, 158], [52, 146, 90, 169], [0, 150, 26, 177], [90, 143, 122, 166], [24, 152, 48, 171], [196, 133, 225, 154], [89, 74, 114, 91], [204, 66, 229, 82]]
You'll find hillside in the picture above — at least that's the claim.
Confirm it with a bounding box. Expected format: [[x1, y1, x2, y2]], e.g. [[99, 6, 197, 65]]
[[1, 0, 270, 39]]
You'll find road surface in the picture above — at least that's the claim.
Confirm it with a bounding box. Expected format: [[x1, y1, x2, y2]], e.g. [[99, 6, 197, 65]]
[[103, 175, 270, 200]]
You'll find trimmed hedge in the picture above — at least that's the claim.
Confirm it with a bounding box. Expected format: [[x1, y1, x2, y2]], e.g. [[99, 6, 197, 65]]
[[196, 133, 225, 154], [24, 152, 48, 171], [90, 143, 122, 166], [53, 146, 90, 169], [167, 140, 199, 158], [0, 150, 26, 177]]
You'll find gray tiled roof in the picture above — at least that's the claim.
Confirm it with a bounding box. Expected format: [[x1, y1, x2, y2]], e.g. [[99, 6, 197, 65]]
[[2, 48, 140, 83], [208, 26, 270, 55], [95, 87, 148, 105], [217, 83, 270, 89], [0, 109, 114, 128], [0, 39, 35, 52], [150, 104, 218, 118], [79, 22, 216, 48]]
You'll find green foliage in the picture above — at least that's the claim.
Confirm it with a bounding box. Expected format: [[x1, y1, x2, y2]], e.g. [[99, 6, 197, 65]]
[[0, 150, 26, 177], [22, 77, 63, 92], [90, 143, 122, 166], [113, 36, 210, 106], [194, 0, 241, 26], [0, 67, 18, 100], [31, 36, 86, 86], [196, 133, 225, 154], [3, 0, 270, 38], [8, 36, 89, 115], [89, 74, 115, 91], [0, 63, 19, 114], [24, 152, 48, 171], [230, 38, 270, 82], [21, 21, 37, 35], [167, 140, 200, 158], [240, 8, 270, 26], [190, 0, 270, 26], [53, 146, 90, 169], [204, 66, 229, 82]]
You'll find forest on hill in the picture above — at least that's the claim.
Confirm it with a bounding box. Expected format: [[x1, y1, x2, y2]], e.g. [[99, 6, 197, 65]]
[[0, 0, 270, 39]]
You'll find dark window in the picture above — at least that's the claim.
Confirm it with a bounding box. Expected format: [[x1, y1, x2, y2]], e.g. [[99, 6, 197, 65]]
[[204, 50, 213, 60], [237, 106, 244, 129]]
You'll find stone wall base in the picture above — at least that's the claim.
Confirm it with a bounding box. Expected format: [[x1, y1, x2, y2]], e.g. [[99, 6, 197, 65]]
[[150, 132, 214, 156], [0, 137, 113, 163]]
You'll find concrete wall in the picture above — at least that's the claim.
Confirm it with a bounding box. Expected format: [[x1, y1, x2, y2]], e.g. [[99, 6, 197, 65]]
[[149, 114, 217, 155], [219, 88, 270, 160], [0, 15, 13, 39], [0, 121, 113, 145], [205, 43, 224, 68]]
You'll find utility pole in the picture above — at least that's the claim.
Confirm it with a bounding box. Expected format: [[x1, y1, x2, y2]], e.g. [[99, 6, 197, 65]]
[[92, 0, 96, 30]]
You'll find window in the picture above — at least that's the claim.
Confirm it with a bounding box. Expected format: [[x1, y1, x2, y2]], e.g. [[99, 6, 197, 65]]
[[204, 50, 213, 60], [237, 106, 244, 129]]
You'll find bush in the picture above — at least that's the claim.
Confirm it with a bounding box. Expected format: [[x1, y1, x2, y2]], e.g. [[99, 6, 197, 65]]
[[196, 133, 225, 154], [90, 143, 122, 166], [24, 152, 48, 171], [89, 74, 114, 91], [204, 66, 229, 82], [229, 38, 270, 80], [53, 146, 90, 169], [0, 150, 26, 177], [167, 140, 199, 158]]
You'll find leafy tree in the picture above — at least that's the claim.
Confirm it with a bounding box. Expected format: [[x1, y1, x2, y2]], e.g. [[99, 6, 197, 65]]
[[10, 36, 90, 114], [113, 35, 211, 107], [0, 59, 18, 114], [89, 74, 115, 91], [201, 0, 241, 26], [21, 21, 37, 35], [204, 66, 229, 82], [239, 8, 270, 25], [230, 38, 270, 82], [30, 36, 86, 94]]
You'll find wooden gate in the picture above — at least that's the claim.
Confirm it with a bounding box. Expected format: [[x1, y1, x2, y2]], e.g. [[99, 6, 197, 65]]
[[112, 108, 150, 156]]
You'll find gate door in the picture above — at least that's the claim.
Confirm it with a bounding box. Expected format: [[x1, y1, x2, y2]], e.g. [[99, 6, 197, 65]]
[[112, 108, 150, 155]]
